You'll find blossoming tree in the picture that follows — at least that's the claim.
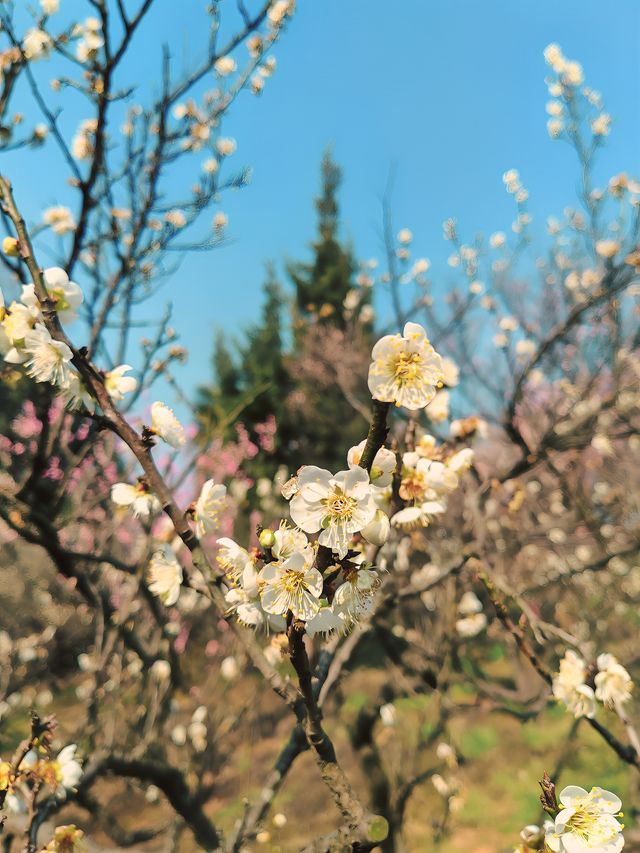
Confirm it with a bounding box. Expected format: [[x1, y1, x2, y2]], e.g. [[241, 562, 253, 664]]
[[0, 3, 638, 850]]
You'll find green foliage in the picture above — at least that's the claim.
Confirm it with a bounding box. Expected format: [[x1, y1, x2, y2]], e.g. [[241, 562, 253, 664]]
[[288, 150, 355, 327], [196, 150, 371, 489]]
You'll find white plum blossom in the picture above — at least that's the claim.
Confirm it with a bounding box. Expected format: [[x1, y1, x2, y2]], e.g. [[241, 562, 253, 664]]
[[447, 448, 474, 475], [216, 137, 237, 156], [23, 324, 73, 389], [40, 0, 60, 12], [214, 56, 236, 76], [368, 322, 444, 410], [111, 482, 161, 518], [60, 371, 95, 413], [216, 537, 255, 585], [271, 523, 314, 563], [595, 654, 633, 708], [148, 545, 183, 606], [426, 388, 450, 422], [75, 17, 104, 63], [259, 550, 323, 621], [22, 267, 83, 325], [43, 206, 76, 235], [595, 240, 620, 259], [150, 402, 185, 448], [52, 745, 83, 795], [334, 558, 378, 617], [23, 29, 53, 61], [347, 440, 396, 487], [360, 509, 390, 546], [194, 479, 227, 537], [544, 786, 624, 853], [456, 612, 487, 638], [441, 357, 460, 387], [390, 501, 446, 530], [104, 364, 137, 401], [305, 603, 348, 638], [552, 650, 596, 719], [458, 590, 483, 615], [289, 466, 377, 558]]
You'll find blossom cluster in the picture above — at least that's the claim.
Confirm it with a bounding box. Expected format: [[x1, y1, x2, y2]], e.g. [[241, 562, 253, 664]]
[[552, 649, 633, 719], [0, 272, 138, 413], [133, 323, 474, 637], [0, 742, 82, 814], [514, 784, 625, 853]]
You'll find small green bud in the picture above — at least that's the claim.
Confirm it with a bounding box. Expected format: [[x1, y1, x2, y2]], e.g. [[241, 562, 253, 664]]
[[366, 815, 389, 842], [258, 528, 276, 549], [2, 236, 20, 257]]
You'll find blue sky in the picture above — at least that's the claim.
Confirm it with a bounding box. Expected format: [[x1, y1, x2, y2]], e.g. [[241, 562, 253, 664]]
[[4, 0, 640, 411]]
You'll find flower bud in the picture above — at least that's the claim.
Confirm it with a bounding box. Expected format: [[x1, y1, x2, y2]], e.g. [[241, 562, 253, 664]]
[[2, 236, 20, 257], [361, 509, 390, 546], [258, 528, 276, 549]]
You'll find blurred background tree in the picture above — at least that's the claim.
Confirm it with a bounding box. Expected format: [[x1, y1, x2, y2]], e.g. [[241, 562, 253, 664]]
[[196, 150, 371, 490]]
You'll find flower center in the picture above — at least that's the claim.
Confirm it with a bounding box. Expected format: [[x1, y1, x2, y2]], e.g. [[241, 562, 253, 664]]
[[567, 802, 618, 843], [393, 351, 422, 383], [399, 472, 426, 501], [322, 490, 357, 522], [281, 570, 306, 594]]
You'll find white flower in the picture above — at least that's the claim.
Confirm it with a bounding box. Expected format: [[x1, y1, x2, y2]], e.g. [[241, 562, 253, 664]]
[[23, 29, 53, 60], [150, 401, 185, 448], [214, 56, 236, 76], [595, 240, 620, 259], [148, 545, 183, 606], [165, 209, 186, 229], [545, 785, 624, 853], [447, 448, 474, 475], [43, 206, 76, 235], [54, 745, 83, 795], [334, 560, 379, 616], [23, 267, 83, 325], [75, 18, 104, 63], [390, 501, 446, 530], [595, 654, 633, 708], [458, 591, 482, 616], [397, 228, 413, 245], [40, 0, 59, 12], [368, 322, 444, 410], [441, 357, 460, 387], [259, 551, 323, 621], [426, 389, 450, 422], [23, 324, 73, 388], [150, 659, 171, 682], [592, 114, 612, 137], [60, 371, 95, 413], [213, 211, 228, 231], [110, 482, 161, 518], [305, 604, 348, 637], [490, 231, 506, 249], [552, 650, 597, 718], [360, 509, 390, 546], [72, 118, 97, 159], [203, 157, 219, 174], [216, 537, 255, 585], [194, 479, 227, 537], [221, 656, 239, 679], [347, 440, 396, 487], [271, 523, 313, 562], [216, 137, 237, 156], [456, 613, 487, 637], [2, 301, 39, 361], [268, 0, 294, 26], [289, 466, 377, 558], [105, 364, 137, 401]]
